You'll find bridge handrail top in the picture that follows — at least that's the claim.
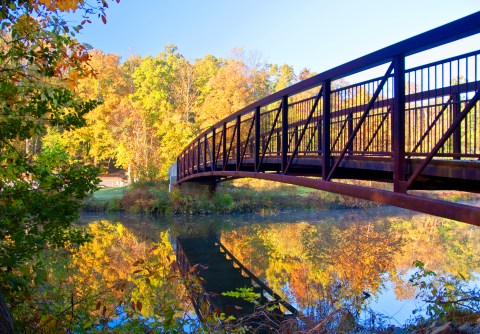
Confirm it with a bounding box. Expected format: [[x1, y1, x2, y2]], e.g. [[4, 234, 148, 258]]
[[179, 10, 480, 155]]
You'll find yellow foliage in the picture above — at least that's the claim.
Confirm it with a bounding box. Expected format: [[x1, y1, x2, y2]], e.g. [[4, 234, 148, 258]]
[[37, 0, 84, 12]]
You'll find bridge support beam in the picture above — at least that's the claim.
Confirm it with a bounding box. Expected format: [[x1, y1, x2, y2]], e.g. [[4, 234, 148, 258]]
[[281, 95, 289, 173], [322, 80, 331, 180], [393, 55, 407, 193], [254, 106, 260, 170]]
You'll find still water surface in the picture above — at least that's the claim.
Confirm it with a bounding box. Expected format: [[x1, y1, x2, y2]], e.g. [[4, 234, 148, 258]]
[[79, 205, 480, 328]]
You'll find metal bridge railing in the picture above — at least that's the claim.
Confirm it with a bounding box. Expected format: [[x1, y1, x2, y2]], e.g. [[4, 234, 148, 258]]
[[175, 12, 480, 225]]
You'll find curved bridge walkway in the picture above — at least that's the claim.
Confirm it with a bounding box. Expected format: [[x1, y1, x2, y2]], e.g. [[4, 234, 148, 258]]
[[173, 12, 480, 226]]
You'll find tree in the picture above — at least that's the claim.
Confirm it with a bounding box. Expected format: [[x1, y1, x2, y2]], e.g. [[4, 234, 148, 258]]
[[0, 0, 117, 328], [199, 58, 255, 128], [125, 46, 197, 179], [269, 63, 297, 92], [60, 50, 131, 168]]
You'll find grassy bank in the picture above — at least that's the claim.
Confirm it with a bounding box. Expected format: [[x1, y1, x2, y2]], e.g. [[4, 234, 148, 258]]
[[83, 179, 379, 215]]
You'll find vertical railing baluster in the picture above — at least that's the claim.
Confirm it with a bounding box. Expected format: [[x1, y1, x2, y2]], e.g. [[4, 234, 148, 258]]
[[276, 132, 281, 156], [281, 95, 289, 173], [187, 148, 190, 175], [222, 123, 227, 170], [452, 92, 462, 159], [211, 128, 216, 171], [393, 55, 406, 193], [203, 134, 207, 171], [294, 126, 299, 150], [322, 80, 331, 180], [176, 157, 180, 180], [236, 116, 241, 170], [347, 112, 353, 155], [183, 153, 185, 177], [197, 139, 200, 174], [255, 106, 260, 171]]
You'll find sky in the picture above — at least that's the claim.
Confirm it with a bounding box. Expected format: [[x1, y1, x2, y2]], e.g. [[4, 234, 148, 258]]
[[73, 0, 480, 74]]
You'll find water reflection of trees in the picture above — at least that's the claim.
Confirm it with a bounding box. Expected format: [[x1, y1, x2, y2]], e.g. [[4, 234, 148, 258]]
[[220, 215, 480, 315], [72, 221, 183, 319], [15, 214, 479, 331], [15, 220, 191, 332]]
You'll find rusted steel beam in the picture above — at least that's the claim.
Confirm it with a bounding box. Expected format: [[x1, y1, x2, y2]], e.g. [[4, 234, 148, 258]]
[[393, 55, 406, 193], [281, 95, 289, 173], [322, 80, 331, 180], [211, 128, 216, 171], [203, 135, 207, 172], [254, 107, 260, 170], [196, 140, 200, 173], [222, 123, 227, 170], [178, 171, 480, 226], [452, 93, 462, 160], [236, 116, 241, 170]]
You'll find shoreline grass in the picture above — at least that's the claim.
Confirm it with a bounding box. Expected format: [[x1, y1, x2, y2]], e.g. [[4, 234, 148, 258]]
[[83, 179, 479, 216], [83, 180, 379, 215]]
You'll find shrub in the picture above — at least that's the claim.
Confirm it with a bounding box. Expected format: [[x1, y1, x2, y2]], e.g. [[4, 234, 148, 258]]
[[213, 193, 234, 213], [120, 187, 155, 214]]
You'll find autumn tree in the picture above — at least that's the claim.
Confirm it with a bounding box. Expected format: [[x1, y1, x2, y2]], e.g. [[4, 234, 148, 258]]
[[199, 58, 256, 128], [0, 0, 118, 329], [45, 50, 131, 168]]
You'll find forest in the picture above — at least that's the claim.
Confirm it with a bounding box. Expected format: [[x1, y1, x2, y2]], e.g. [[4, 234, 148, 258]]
[[50, 47, 313, 180]]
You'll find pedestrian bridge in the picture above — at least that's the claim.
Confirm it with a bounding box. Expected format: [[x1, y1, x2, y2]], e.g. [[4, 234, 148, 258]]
[[171, 12, 480, 226]]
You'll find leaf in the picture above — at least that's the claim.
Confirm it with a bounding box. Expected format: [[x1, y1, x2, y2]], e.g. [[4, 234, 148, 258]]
[[131, 301, 135, 310], [136, 301, 142, 312], [96, 301, 101, 310], [101, 15, 107, 24], [102, 306, 107, 317]]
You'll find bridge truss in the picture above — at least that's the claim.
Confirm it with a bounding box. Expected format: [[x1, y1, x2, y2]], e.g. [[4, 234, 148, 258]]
[[175, 12, 480, 226]]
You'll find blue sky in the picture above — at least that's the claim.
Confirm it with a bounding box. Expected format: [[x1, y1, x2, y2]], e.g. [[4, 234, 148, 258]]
[[74, 0, 479, 73]]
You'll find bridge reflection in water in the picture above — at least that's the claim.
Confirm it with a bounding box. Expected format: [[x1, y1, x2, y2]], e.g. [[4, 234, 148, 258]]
[[173, 12, 480, 225], [174, 235, 298, 329]]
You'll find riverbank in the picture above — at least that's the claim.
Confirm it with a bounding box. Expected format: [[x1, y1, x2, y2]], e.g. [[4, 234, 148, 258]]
[[83, 179, 480, 217], [83, 179, 381, 215]]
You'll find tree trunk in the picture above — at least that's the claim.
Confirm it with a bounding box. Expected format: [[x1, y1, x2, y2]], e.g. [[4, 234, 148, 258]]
[[0, 293, 14, 334]]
